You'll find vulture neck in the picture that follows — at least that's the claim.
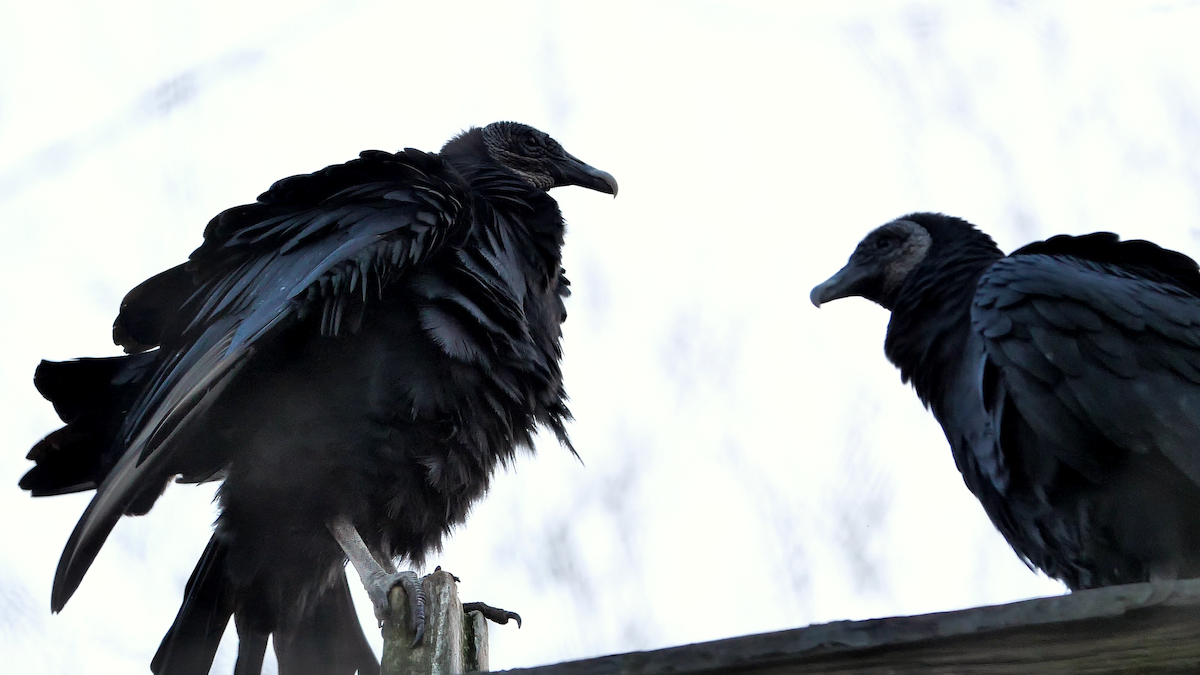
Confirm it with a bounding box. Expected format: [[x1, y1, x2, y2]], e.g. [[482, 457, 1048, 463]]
[[440, 128, 566, 285], [883, 231, 1004, 410]]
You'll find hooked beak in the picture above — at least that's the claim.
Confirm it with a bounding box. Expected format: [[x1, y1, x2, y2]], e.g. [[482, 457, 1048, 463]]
[[556, 152, 618, 196], [810, 261, 874, 307]]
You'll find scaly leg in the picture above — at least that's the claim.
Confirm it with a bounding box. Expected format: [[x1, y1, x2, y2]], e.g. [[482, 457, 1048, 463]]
[[462, 602, 522, 628], [328, 518, 426, 646]]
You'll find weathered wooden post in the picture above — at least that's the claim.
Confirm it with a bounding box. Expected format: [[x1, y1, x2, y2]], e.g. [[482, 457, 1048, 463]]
[[381, 569, 489, 674]]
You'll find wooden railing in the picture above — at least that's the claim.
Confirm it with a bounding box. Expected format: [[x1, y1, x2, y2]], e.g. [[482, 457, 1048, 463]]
[[383, 575, 1200, 674]]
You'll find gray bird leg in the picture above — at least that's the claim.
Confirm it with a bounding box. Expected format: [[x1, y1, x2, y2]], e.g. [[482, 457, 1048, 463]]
[[328, 518, 426, 646]]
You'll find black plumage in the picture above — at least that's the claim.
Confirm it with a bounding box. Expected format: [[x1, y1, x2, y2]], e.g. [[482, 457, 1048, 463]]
[[21, 121, 616, 674], [812, 213, 1200, 590]]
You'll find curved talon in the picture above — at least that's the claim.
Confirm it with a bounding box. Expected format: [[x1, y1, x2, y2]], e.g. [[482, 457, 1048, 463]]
[[463, 601, 522, 628], [392, 571, 426, 648], [410, 625, 424, 648], [405, 573, 427, 648], [366, 570, 427, 646]]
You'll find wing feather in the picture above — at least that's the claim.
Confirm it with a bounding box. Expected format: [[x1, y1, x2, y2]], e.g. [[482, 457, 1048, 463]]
[[973, 252, 1200, 492]]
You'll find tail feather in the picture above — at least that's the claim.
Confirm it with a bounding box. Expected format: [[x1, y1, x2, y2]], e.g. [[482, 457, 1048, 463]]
[[154, 537, 378, 675], [274, 570, 380, 675], [152, 535, 235, 675], [234, 615, 269, 675], [22, 352, 159, 502], [21, 426, 101, 496]]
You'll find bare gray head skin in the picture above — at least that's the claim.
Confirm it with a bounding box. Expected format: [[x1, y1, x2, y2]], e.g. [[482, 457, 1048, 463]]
[[811, 218, 933, 311], [481, 121, 618, 196]]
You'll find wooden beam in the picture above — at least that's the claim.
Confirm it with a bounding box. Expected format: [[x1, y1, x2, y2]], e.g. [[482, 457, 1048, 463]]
[[494, 579, 1200, 674]]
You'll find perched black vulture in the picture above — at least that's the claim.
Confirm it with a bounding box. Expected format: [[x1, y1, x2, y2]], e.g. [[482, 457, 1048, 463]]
[[812, 212, 1200, 591], [21, 121, 616, 674]]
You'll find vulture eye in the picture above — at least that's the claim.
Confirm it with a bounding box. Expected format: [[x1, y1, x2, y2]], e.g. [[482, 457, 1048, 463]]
[[876, 236, 895, 250], [522, 135, 539, 150]]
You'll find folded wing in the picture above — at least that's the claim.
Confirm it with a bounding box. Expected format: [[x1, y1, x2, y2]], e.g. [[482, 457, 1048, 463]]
[[52, 149, 473, 611], [971, 234, 1200, 500]]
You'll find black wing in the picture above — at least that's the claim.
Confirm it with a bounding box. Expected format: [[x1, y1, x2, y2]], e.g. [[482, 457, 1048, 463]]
[[52, 149, 472, 610], [970, 237, 1200, 503]]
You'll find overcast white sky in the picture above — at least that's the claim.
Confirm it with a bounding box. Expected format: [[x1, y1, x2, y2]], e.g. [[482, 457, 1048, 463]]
[[4, 1, 1200, 672]]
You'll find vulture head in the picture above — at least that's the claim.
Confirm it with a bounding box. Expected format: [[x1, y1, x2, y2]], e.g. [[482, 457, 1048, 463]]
[[811, 217, 934, 311], [480, 121, 618, 196]]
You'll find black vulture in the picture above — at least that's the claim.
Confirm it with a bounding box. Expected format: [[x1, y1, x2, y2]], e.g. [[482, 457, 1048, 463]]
[[21, 121, 617, 674], [811, 212, 1200, 591]]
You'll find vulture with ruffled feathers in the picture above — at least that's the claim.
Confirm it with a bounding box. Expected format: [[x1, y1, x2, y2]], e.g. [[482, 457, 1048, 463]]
[[22, 121, 617, 675], [813, 212, 1200, 590]]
